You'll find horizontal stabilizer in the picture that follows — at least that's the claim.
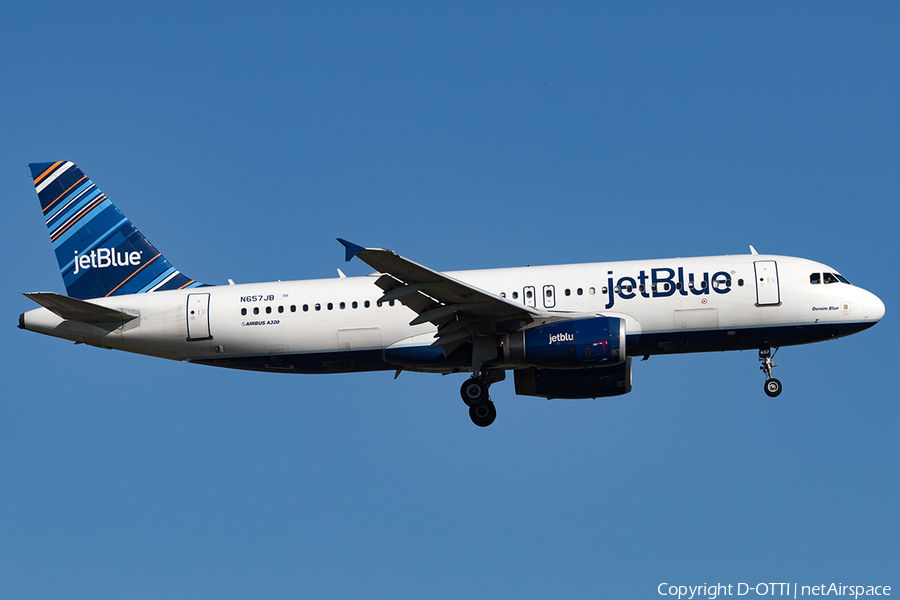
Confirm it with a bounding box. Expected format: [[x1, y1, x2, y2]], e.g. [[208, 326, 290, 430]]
[[24, 292, 138, 324]]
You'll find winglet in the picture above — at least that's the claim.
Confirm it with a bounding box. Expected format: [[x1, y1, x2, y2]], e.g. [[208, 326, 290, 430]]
[[337, 238, 366, 262]]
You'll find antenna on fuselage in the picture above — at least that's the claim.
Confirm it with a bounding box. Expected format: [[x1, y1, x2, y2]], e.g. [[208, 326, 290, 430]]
[[749, 245, 759, 255]]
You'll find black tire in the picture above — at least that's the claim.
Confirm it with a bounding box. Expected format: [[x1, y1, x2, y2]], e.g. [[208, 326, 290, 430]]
[[764, 378, 783, 398], [460, 378, 489, 407], [469, 401, 497, 427]]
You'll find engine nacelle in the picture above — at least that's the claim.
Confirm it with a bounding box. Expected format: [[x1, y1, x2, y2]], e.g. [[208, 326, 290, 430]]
[[514, 358, 633, 399], [502, 316, 625, 369]]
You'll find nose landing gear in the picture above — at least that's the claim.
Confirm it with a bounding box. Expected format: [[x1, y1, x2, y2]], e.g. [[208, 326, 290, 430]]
[[759, 347, 782, 397]]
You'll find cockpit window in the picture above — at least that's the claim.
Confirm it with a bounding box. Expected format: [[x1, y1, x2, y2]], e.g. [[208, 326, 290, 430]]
[[835, 273, 850, 284], [810, 273, 821, 285], [823, 273, 838, 284]]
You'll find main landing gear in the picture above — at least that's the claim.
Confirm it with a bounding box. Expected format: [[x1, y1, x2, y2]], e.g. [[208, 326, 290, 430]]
[[759, 347, 782, 398], [460, 371, 502, 427]]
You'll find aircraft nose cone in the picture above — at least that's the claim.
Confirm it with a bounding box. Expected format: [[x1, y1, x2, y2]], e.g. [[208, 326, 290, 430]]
[[866, 292, 885, 323]]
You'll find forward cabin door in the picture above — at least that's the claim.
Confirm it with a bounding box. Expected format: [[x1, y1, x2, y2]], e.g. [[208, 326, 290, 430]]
[[186, 293, 212, 340], [754, 261, 781, 306]]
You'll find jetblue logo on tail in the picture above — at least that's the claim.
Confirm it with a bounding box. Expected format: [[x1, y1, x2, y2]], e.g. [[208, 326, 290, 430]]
[[72, 248, 143, 275]]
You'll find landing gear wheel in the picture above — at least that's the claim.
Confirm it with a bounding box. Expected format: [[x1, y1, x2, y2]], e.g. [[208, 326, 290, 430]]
[[764, 378, 782, 398], [460, 378, 489, 407], [469, 401, 497, 427]]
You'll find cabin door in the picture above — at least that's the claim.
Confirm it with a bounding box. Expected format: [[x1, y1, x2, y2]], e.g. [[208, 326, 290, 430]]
[[186, 293, 212, 340], [754, 261, 781, 306]]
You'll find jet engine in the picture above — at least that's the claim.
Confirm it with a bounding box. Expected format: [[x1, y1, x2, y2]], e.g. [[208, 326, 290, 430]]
[[502, 316, 625, 369]]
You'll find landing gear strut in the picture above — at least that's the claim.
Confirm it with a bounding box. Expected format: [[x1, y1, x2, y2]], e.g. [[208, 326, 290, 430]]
[[460, 371, 502, 427], [759, 347, 782, 397]]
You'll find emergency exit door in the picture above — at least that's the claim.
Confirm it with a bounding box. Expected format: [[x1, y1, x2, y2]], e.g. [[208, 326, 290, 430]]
[[186, 293, 212, 340]]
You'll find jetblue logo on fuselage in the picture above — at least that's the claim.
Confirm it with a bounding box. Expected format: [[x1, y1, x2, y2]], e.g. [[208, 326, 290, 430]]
[[549, 332, 574, 344], [72, 248, 142, 275], [601, 267, 732, 310]]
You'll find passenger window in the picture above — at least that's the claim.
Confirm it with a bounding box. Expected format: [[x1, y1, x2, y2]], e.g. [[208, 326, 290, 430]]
[[339, 302, 345, 309], [241, 308, 247, 316], [526, 290, 533, 299], [364, 300, 370, 308], [512, 291, 519, 299], [500, 292, 506, 298], [810, 273, 821, 285], [352, 301, 358, 308], [577, 288, 583, 295], [266, 306, 272, 314], [291, 305, 296, 312], [602, 287, 608, 294], [302, 304, 308, 312], [315, 303, 321, 311], [389, 300, 395, 306], [278, 306, 284, 313], [327, 303, 334, 310], [565, 289, 571, 296], [738, 279, 744, 286], [588, 287, 595, 295]]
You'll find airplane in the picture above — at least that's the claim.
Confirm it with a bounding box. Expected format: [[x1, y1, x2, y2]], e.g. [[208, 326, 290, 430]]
[[19, 161, 886, 427]]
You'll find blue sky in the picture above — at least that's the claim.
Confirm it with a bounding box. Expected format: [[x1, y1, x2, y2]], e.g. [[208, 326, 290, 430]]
[[2, 2, 898, 598]]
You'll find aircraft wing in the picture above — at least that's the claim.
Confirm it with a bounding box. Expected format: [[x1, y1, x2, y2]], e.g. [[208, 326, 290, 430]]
[[24, 292, 138, 324], [338, 239, 538, 356]]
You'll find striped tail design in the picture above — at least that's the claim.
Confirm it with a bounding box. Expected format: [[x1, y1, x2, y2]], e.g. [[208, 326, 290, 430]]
[[29, 161, 205, 300]]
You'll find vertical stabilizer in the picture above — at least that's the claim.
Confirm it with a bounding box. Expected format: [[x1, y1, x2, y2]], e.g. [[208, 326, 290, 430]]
[[29, 161, 204, 299]]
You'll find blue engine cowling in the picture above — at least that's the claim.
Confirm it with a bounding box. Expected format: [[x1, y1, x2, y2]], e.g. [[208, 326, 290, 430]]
[[513, 358, 632, 399], [502, 316, 625, 369]]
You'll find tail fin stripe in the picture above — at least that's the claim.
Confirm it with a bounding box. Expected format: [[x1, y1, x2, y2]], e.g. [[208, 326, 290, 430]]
[[51, 197, 113, 250], [33, 161, 63, 185], [141, 268, 180, 293], [49, 189, 104, 238], [43, 174, 87, 214], [34, 161, 71, 193], [178, 280, 197, 290], [50, 196, 107, 243], [105, 253, 162, 297], [58, 216, 130, 274], [146, 267, 181, 292], [46, 181, 95, 223]]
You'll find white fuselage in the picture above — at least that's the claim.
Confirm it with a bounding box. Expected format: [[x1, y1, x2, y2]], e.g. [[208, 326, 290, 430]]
[[20, 254, 884, 374]]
